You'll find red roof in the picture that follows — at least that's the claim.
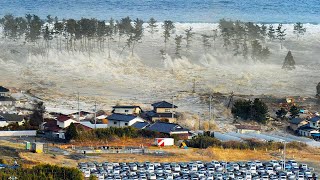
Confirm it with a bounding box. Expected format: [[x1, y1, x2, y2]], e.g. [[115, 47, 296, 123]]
[[57, 115, 72, 122], [44, 119, 62, 132]]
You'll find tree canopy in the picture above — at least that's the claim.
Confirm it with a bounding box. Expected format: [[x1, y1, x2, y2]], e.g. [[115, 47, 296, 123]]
[[282, 51, 295, 70], [231, 98, 268, 123]]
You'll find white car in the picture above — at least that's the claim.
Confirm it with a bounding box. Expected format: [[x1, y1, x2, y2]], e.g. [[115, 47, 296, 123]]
[[149, 173, 156, 180], [173, 164, 181, 172]]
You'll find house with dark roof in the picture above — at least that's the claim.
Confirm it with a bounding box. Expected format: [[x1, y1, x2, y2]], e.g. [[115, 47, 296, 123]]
[[107, 113, 145, 127], [112, 105, 142, 115], [0, 86, 9, 97], [146, 101, 178, 123], [309, 116, 320, 129], [298, 124, 320, 137], [131, 122, 149, 129], [289, 118, 308, 131], [0, 113, 26, 127], [145, 122, 189, 139], [235, 124, 261, 134]]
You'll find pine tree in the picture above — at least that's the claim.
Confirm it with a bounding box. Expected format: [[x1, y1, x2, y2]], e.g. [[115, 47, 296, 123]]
[[276, 23, 286, 49], [174, 35, 183, 58], [184, 27, 194, 51], [162, 20, 175, 52], [316, 82, 320, 97], [282, 51, 295, 70], [293, 22, 306, 40], [289, 105, 300, 118], [147, 17, 158, 36], [65, 123, 78, 141], [201, 34, 211, 53], [242, 42, 248, 59], [267, 25, 276, 41]]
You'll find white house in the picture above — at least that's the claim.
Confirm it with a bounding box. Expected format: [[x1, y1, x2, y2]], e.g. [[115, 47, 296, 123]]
[[56, 115, 77, 129], [298, 124, 320, 137], [0, 113, 25, 127], [107, 113, 145, 127], [309, 116, 320, 129], [112, 106, 142, 115]]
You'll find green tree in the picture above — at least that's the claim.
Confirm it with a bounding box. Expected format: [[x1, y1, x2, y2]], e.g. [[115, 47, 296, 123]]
[[202, 34, 211, 53], [162, 20, 175, 52], [251, 98, 268, 123], [289, 105, 300, 118], [29, 101, 45, 127], [276, 108, 287, 119], [276, 23, 286, 49], [317, 82, 320, 97], [231, 98, 268, 123], [65, 123, 78, 140], [147, 17, 158, 37], [184, 27, 194, 51], [231, 99, 252, 120], [174, 35, 183, 58], [89, 175, 98, 180], [282, 51, 295, 70], [127, 18, 143, 56], [267, 25, 276, 41], [293, 22, 306, 40]]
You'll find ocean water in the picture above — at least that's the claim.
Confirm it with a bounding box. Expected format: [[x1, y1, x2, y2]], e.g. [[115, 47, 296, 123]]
[[0, 0, 319, 23]]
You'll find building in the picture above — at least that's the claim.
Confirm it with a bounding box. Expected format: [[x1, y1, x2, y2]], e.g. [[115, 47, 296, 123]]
[[309, 116, 320, 129], [131, 122, 149, 129], [0, 86, 10, 97], [56, 115, 77, 129], [112, 106, 142, 115], [107, 113, 145, 127], [146, 101, 178, 123], [298, 124, 320, 137], [80, 121, 108, 129], [0, 113, 25, 127], [289, 118, 308, 131], [145, 122, 190, 139], [235, 125, 261, 134]]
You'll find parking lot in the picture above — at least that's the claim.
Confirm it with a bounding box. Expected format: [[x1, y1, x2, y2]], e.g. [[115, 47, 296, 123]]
[[78, 160, 318, 179]]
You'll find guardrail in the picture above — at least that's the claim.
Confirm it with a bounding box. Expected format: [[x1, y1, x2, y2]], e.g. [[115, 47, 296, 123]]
[[0, 130, 37, 137]]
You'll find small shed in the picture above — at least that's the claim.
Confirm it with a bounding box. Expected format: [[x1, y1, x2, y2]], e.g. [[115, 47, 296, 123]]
[[31, 142, 44, 153], [235, 125, 261, 134], [25, 141, 31, 150]]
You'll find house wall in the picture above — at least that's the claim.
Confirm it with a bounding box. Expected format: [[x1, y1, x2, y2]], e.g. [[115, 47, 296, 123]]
[[152, 117, 176, 123], [113, 108, 141, 115], [310, 121, 320, 129], [237, 129, 261, 134], [299, 129, 320, 137], [0, 121, 9, 127], [155, 108, 176, 113], [290, 121, 308, 131], [0, 92, 9, 97], [108, 117, 145, 127], [57, 119, 77, 128], [0, 101, 14, 106]]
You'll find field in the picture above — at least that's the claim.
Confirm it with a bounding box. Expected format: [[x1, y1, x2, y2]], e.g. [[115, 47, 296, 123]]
[[1, 137, 318, 173]]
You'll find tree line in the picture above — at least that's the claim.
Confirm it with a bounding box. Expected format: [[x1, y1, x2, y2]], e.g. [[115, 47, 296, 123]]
[[0, 14, 307, 62], [0, 164, 83, 180]]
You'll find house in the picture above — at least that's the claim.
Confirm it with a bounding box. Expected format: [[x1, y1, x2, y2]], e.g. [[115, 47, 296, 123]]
[[107, 113, 145, 127], [56, 115, 77, 129], [131, 122, 150, 129], [235, 125, 261, 134], [309, 116, 320, 129], [145, 122, 190, 139], [80, 121, 108, 129], [289, 118, 308, 131], [146, 101, 178, 123], [112, 105, 142, 115], [298, 124, 320, 137], [0, 113, 25, 127], [0, 86, 10, 97]]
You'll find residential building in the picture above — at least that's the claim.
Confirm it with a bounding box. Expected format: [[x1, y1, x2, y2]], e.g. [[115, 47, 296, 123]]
[[56, 115, 77, 129], [0, 86, 9, 97], [131, 122, 149, 129], [112, 105, 142, 115], [107, 113, 145, 127], [80, 121, 108, 129], [145, 122, 190, 139], [0, 86, 15, 106], [0, 113, 25, 127], [309, 116, 320, 129], [146, 101, 178, 123], [298, 124, 320, 137], [289, 118, 308, 131], [235, 125, 261, 134]]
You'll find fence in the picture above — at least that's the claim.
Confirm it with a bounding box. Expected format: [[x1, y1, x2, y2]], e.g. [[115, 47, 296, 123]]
[[0, 130, 37, 137]]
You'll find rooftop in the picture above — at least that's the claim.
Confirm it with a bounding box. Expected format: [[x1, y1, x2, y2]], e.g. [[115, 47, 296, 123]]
[[132, 122, 149, 129], [112, 105, 141, 109], [0, 113, 24, 122], [0, 86, 9, 93], [107, 113, 139, 122], [310, 116, 320, 123], [146, 122, 189, 134], [289, 118, 305, 125], [56, 115, 73, 122], [0, 97, 15, 102], [151, 101, 177, 108]]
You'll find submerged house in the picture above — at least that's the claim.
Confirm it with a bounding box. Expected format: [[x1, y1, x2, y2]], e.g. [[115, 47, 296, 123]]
[[289, 118, 308, 131], [145, 122, 190, 139]]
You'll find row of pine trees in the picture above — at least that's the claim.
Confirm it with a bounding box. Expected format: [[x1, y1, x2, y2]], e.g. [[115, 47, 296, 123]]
[[0, 14, 307, 62]]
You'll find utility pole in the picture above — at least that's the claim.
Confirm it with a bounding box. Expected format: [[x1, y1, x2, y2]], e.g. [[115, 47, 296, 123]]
[[172, 96, 175, 119], [198, 112, 201, 130], [209, 95, 213, 130], [227, 91, 234, 108], [77, 92, 80, 122], [283, 141, 286, 171], [94, 101, 97, 129]]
